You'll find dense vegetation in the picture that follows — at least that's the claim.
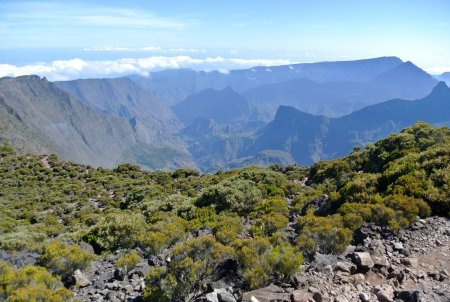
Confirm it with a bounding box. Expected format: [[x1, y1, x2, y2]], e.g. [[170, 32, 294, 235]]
[[0, 122, 448, 301]]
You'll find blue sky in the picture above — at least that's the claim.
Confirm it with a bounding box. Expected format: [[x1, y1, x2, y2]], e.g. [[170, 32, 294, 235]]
[[1, 0, 449, 79]]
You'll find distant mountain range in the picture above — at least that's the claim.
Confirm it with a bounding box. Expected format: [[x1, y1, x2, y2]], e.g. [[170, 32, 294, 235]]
[[173, 87, 252, 125], [130, 56, 405, 106], [244, 81, 450, 165], [0, 57, 448, 172], [243, 61, 437, 118], [131, 57, 437, 119], [437, 72, 450, 85]]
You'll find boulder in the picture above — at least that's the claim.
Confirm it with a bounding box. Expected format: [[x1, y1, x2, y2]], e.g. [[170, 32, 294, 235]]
[[351, 273, 365, 285], [292, 289, 311, 302], [74, 269, 91, 287], [401, 257, 418, 268], [242, 284, 292, 302], [373, 284, 394, 302], [334, 261, 357, 274], [395, 290, 421, 302], [359, 292, 370, 302], [351, 252, 374, 271], [206, 292, 219, 302], [372, 254, 389, 267], [218, 290, 236, 302], [334, 295, 349, 302], [393, 242, 404, 250]]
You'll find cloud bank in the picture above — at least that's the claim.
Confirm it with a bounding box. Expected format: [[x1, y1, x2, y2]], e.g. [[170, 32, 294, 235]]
[[0, 56, 294, 81]]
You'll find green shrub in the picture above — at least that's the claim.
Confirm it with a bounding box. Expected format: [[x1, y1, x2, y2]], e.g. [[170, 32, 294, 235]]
[[0, 261, 74, 301], [296, 213, 352, 254], [212, 214, 243, 245], [115, 250, 142, 272], [197, 179, 262, 215], [138, 213, 188, 255], [145, 236, 234, 301], [233, 237, 302, 289], [39, 240, 94, 282], [84, 211, 147, 252]]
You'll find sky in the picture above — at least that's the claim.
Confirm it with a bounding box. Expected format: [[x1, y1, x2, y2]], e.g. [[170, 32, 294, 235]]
[[0, 0, 449, 80]]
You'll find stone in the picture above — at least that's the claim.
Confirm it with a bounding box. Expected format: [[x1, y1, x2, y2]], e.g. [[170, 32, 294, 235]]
[[335, 262, 357, 274], [128, 262, 150, 277], [74, 269, 91, 287], [334, 295, 349, 302], [78, 242, 95, 254], [351, 273, 365, 285], [396, 290, 421, 302], [393, 242, 404, 250], [401, 257, 418, 268], [351, 252, 374, 271], [372, 254, 389, 267], [206, 292, 219, 302], [215, 288, 236, 302], [359, 292, 370, 302], [373, 284, 394, 302], [242, 284, 292, 302], [293, 289, 311, 302], [124, 284, 134, 294], [313, 291, 323, 302]]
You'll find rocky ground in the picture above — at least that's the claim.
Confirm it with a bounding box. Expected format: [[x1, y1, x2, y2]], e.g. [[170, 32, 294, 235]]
[[242, 216, 450, 302], [1, 216, 449, 302]]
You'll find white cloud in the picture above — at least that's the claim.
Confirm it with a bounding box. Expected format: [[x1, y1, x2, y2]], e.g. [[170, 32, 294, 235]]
[[0, 56, 296, 81], [229, 58, 292, 66], [83, 46, 162, 52], [1, 2, 190, 30], [425, 66, 450, 75], [168, 48, 207, 54], [83, 46, 207, 54]]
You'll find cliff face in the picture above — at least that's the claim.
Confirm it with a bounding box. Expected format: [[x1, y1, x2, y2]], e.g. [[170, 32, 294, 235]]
[[0, 76, 195, 169]]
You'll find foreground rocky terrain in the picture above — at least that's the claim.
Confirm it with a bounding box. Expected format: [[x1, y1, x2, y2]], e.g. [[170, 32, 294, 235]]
[[59, 216, 449, 302]]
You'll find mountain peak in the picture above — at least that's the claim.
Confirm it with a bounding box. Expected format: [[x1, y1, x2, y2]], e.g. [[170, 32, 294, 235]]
[[428, 81, 449, 97], [273, 105, 317, 122]]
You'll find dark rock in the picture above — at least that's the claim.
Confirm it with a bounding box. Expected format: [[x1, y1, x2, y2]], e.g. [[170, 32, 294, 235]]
[[359, 292, 370, 302], [128, 262, 150, 278], [373, 284, 394, 302], [0, 250, 40, 268], [401, 258, 418, 268], [211, 259, 244, 289], [114, 268, 125, 281], [193, 226, 213, 237], [148, 255, 165, 267], [396, 290, 421, 302]]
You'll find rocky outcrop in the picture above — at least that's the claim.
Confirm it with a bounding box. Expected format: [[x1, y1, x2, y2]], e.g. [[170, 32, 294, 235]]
[[202, 216, 450, 302], [278, 217, 450, 302], [0, 250, 40, 268], [71, 251, 148, 302], [67, 217, 449, 302]]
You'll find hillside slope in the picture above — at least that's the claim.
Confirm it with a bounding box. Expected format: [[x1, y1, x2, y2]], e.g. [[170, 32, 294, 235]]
[[54, 77, 182, 146], [0, 76, 195, 169]]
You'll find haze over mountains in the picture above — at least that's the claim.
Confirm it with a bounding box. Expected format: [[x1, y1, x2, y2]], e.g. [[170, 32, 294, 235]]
[[0, 56, 448, 171], [438, 72, 450, 85]]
